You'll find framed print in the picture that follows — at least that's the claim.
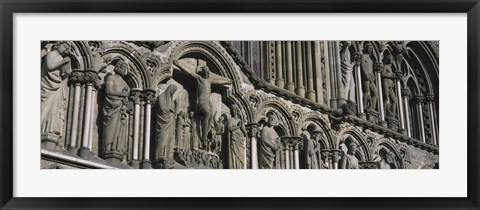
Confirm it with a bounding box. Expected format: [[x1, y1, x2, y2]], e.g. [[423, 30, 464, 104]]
[[1, 0, 479, 209]]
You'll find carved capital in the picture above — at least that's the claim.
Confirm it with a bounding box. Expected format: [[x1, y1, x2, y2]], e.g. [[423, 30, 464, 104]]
[[141, 88, 156, 104], [83, 70, 100, 87], [426, 93, 435, 102], [353, 52, 363, 67], [331, 149, 341, 162], [290, 136, 303, 151], [68, 70, 84, 85], [373, 61, 383, 73], [246, 123, 260, 138], [129, 88, 143, 105], [401, 88, 411, 98], [280, 137, 292, 150], [415, 95, 425, 104]]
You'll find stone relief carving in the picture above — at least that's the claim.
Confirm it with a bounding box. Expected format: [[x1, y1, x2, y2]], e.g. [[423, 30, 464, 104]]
[[259, 112, 281, 169], [41, 41, 73, 147], [340, 41, 355, 102], [154, 84, 178, 161], [360, 42, 378, 112], [382, 55, 398, 119], [228, 105, 248, 169], [102, 60, 131, 157], [339, 139, 359, 169]]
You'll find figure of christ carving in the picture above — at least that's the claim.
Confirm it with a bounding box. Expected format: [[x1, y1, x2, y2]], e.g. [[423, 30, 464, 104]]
[[228, 105, 248, 169], [382, 55, 398, 118], [103, 60, 131, 154], [173, 60, 233, 150], [340, 41, 356, 102], [306, 126, 324, 169], [41, 41, 73, 140], [361, 42, 378, 111], [154, 84, 179, 160], [339, 139, 360, 169], [259, 113, 281, 169]]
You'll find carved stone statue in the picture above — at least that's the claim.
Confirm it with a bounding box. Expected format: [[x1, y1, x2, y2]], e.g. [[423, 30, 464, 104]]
[[174, 60, 232, 150], [382, 55, 398, 118], [189, 111, 200, 149], [340, 41, 355, 102], [211, 113, 225, 154], [361, 42, 378, 111], [340, 140, 359, 169], [228, 105, 248, 169], [259, 113, 281, 169], [103, 60, 130, 154], [306, 126, 323, 169], [41, 41, 72, 142], [154, 84, 178, 160]]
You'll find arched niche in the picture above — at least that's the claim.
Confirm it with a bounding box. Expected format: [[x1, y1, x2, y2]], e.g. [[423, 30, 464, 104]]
[[300, 114, 334, 150], [340, 130, 372, 162], [168, 41, 254, 123], [377, 142, 405, 169], [256, 98, 296, 137]]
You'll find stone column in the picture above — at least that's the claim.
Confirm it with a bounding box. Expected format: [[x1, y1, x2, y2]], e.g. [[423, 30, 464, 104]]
[[129, 88, 142, 169], [395, 72, 407, 135], [67, 71, 83, 153], [323, 42, 332, 107], [426, 93, 438, 146], [78, 70, 98, 158], [415, 95, 426, 143], [374, 61, 387, 127], [88, 84, 99, 151], [332, 149, 341, 169], [285, 41, 295, 92], [295, 41, 306, 97], [305, 42, 316, 101], [275, 41, 285, 88], [335, 41, 346, 106], [354, 52, 366, 120], [281, 137, 291, 169], [246, 123, 259, 169], [314, 41, 324, 104], [402, 88, 412, 137], [291, 137, 303, 169], [328, 42, 337, 108], [140, 88, 156, 169]]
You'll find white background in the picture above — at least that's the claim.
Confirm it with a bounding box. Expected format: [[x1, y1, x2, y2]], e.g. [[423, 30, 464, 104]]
[[14, 13, 467, 197]]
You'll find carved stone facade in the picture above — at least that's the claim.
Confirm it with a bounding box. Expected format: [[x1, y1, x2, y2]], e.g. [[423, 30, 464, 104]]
[[41, 41, 439, 169]]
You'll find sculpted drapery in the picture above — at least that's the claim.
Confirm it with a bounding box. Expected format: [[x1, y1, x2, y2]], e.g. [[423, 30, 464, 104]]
[[259, 113, 281, 169], [41, 42, 72, 138], [228, 105, 247, 169], [103, 60, 130, 154], [154, 84, 178, 160]]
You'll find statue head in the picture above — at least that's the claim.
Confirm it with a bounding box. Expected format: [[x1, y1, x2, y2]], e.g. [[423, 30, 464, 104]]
[[266, 112, 278, 127], [340, 41, 351, 50], [114, 60, 129, 76], [363, 42, 373, 54], [231, 104, 240, 117], [199, 66, 210, 79], [384, 54, 394, 65], [311, 125, 323, 141], [347, 141, 358, 155], [53, 41, 71, 56], [166, 84, 178, 96], [189, 111, 195, 118]]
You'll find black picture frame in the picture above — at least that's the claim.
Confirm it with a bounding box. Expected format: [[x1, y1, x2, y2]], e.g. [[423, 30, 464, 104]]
[[1, 0, 479, 209]]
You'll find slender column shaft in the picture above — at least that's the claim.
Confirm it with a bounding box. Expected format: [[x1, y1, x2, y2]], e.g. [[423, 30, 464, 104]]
[[306, 41, 316, 101], [374, 62, 385, 123], [285, 41, 295, 92], [88, 89, 97, 150], [284, 147, 290, 169], [143, 103, 152, 160], [323, 42, 331, 107], [335, 41, 345, 106], [396, 80, 406, 131], [404, 96, 412, 137], [328, 42, 337, 108], [293, 149, 300, 169], [133, 104, 141, 160], [416, 95, 426, 143], [275, 41, 285, 88], [427, 94, 437, 146], [314, 41, 324, 104], [69, 84, 81, 148], [295, 41, 305, 97], [251, 137, 258, 169], [354, 52, 365, 119], [81, 85, 93, 148]]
